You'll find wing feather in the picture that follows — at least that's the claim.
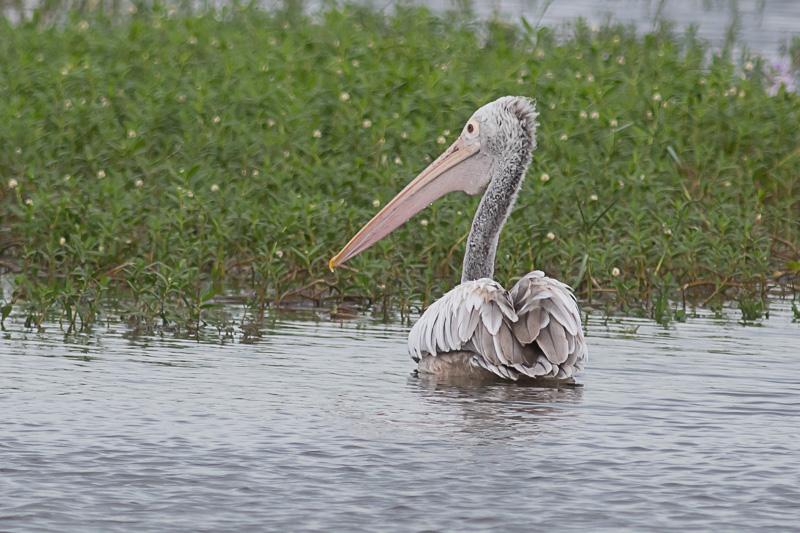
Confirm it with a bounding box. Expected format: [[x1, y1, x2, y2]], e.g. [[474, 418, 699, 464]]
[[481, 301, 503, 335], [536, 326, 557, 361], [510, 271, 588, 375], [547, 320, 569, 364], [409, 272, 587, 381], [456, 302, 471, 342], [541, 299, 579, 336]]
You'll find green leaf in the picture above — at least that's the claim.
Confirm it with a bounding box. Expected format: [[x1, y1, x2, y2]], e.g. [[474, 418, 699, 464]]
[[201, 289, 217, 303], [520, 16, 533, 34], [1, 303, 12, 322], [666, 145, 682, 166]]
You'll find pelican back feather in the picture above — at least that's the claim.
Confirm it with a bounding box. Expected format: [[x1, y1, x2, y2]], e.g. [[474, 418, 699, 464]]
[[408, 271, 587, 381]]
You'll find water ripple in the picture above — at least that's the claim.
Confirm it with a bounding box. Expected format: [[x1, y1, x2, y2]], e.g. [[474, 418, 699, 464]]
[[1, 302, 799, 532]]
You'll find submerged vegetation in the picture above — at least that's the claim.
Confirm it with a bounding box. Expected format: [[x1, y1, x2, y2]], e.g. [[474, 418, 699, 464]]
[[1, 2, 799, 331]]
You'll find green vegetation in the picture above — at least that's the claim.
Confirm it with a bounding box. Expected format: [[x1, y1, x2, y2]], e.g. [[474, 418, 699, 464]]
[[1, 3, 799, 331]]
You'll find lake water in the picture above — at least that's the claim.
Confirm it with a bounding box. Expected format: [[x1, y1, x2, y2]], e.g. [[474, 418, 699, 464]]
[[428, 0, 800, 61], [2, 301, 799, 531]]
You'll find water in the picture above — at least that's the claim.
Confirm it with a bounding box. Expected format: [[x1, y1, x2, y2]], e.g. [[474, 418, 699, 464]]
[[2, 302, 800, 532], [431, 0, 800, 61]]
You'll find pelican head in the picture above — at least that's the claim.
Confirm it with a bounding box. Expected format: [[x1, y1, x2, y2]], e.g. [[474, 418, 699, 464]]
[[466, 95, 538, 160], [329, 96, 539, 270]]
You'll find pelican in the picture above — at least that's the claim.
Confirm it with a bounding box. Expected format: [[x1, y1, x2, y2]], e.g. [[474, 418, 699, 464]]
[[330, 96, 587, 381]]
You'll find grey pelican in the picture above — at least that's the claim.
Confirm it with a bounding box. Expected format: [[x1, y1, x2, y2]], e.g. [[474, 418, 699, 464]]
[[330, 96, 587, 381]]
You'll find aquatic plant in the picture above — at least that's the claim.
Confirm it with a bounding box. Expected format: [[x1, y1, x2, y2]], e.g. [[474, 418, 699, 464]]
[[0, 3, 799, 330], [767, 60, 798, 96]]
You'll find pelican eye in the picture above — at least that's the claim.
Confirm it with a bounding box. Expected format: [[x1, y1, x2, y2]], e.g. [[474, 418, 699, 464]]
[[467, 124, 474, 133], [465, 120, 479, 137]]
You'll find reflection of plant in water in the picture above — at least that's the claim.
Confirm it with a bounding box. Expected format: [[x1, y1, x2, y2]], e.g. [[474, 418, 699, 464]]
[[709, 300, 725, 319], [737, 290, 768, 323], [652, 272, 685, 326]]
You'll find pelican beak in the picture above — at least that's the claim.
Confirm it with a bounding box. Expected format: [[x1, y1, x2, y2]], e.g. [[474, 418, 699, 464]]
[[329, 136, 494, 270]]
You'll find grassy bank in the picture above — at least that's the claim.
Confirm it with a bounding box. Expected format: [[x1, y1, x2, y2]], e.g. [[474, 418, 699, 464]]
[[1, 3, 799, 331]]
